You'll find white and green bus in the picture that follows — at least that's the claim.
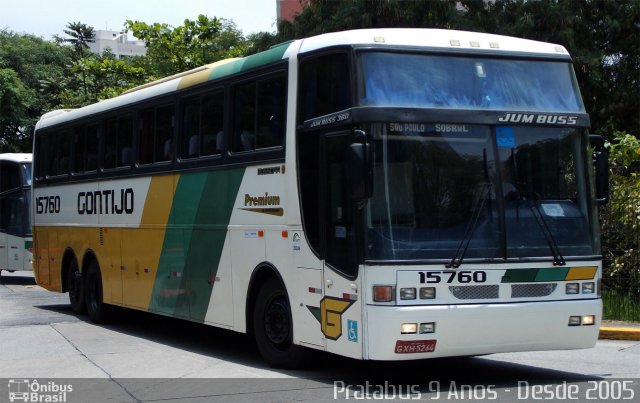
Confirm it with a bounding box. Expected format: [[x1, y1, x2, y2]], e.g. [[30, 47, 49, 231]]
[[0, 153, 33, 278], [33, 29, 607, 367]]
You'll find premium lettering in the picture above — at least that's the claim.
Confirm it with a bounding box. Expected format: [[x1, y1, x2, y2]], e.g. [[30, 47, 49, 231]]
[[244, 193, 280, 207]]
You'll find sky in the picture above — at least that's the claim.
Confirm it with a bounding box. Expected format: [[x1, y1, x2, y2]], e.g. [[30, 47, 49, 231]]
[[0, 0, 278, 40]]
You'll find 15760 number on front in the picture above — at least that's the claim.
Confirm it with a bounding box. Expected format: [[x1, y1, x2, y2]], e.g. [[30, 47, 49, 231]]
[[419, 270, 487, 284]]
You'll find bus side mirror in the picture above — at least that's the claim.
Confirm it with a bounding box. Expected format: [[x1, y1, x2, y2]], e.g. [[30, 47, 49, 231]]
[[348, 131, 373, 201], [589, 134, 609, 205]]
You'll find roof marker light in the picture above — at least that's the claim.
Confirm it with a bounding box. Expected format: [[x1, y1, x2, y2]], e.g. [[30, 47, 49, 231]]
[[374, 37, 385, 43], [470, 41, 480, 47], [450, 39, 460, 47], [490, 42, 500, 49]]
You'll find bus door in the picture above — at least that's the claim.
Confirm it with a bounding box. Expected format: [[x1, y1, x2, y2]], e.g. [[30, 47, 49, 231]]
[[7, 191, 28, 272], [319, 131, 363, 359]]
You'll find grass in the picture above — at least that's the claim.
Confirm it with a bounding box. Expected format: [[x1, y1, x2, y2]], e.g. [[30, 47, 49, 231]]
[[602, 289, 640, 322]]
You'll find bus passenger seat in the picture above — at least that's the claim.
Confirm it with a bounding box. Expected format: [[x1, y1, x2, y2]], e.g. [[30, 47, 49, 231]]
[[188, 135, 200, 157]]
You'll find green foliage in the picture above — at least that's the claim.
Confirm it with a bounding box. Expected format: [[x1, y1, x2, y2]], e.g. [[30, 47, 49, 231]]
[[125, 15, 246, 77], [0, 30, 69, 152], [0, 67, 33, 151], [63, 21, 96, 59], [601, 131, 640, 304]]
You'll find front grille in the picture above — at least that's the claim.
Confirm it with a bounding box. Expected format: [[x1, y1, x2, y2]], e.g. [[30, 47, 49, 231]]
[[511, 283, 557, 298], [449, 285, 499, 299]]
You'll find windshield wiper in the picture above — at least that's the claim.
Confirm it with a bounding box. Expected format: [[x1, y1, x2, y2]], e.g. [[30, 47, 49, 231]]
[[446, 182, 492, 269], [528, 201, 566, 266]]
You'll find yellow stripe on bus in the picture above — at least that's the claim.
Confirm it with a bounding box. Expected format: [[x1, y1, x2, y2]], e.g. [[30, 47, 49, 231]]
[[566, 266, 597, 280]]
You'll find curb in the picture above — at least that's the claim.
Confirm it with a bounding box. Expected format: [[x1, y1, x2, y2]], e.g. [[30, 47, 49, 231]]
[[599, 327, 640, 341]]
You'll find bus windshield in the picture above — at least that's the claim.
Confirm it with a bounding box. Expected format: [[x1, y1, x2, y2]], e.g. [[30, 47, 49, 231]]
[[364, 123, 599, 262], [360, 52, 585, 113]]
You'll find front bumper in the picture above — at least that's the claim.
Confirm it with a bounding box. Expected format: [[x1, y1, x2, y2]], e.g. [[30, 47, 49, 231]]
[[365, 299, 602, 360]]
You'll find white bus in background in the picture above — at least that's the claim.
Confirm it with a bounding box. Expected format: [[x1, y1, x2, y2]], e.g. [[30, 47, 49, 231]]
[[0, 153, 33, 278], [32, 29, 608, 368]]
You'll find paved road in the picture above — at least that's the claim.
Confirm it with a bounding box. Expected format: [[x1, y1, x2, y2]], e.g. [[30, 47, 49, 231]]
[[1, 271, 638, 402]]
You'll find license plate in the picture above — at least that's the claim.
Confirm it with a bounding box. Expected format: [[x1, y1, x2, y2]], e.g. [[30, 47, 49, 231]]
[[394, 339, 437, 354]]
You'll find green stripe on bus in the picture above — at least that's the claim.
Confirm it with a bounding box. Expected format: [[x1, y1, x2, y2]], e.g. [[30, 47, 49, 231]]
[[208, 42, 291, 81], [150, 169, 245, 321], [501, 269, 538, 283], [534, 268, 569, 282], [502, 268, 571, 283]]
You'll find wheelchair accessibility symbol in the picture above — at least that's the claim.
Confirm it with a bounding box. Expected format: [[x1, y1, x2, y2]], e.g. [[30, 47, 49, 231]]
[[347, 320, 358, 342]]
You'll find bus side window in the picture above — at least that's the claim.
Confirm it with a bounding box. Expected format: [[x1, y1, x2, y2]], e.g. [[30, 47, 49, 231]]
[[138, 109, 155, 165], [298, 53, 351, 123], [0, 162, 20, 192], [256, 76, 285, 149], [156, 105, 174, 162], [51, 130, 71, 177], [117, 116, 133, 167], [233, 81, 256, 152], [232, 74, 286, 153], [86, 125, 100, 172], [201, 91, 223, 156], [181, 97, 200, 159], [104, 118, 117, 169], [73, 126, 86, 173]]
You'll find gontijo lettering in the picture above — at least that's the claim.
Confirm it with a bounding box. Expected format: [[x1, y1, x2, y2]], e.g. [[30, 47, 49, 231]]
[[77, 188, 134, 215]]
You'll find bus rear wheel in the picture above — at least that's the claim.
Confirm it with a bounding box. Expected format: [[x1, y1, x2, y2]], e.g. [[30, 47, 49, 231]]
[[67, 258, 85, 314], [253, 278, 306, 368], [85, 260, 111, 323]]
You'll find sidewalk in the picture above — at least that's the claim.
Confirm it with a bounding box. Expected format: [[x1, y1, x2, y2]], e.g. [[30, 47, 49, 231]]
[[599, 320, 640, 341]]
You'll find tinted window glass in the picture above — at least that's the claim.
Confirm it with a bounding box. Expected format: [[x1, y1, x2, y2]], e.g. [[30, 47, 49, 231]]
[[117, 116, 133, 167], [299, 53, 351, 122], [232, 74, 286, 152]]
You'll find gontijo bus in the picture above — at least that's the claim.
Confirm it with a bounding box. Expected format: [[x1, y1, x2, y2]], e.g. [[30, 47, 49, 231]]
[[32, 29, 608, 367], [0, 153, 33, 277]]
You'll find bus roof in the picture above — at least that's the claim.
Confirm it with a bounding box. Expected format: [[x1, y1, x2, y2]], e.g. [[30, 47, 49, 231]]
[[35, 28, 569, 131], [298, 28, 569, 55], [0, 153, 32, 163]]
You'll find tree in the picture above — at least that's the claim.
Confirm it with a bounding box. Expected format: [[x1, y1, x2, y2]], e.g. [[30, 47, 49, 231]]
[[0, 29, 70, 152], [63, 22, 96, 58], [0, 68, 33, 152], [125, 15, 246, 77]]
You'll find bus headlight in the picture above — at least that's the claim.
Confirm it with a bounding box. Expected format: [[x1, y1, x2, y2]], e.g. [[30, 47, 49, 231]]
[[401, 323, 417, 334], [566, 283, 579, 294], [400, 288, 416, 300], [419, 322, 435, 334], [419, 287, 436, 299], [568, 316, 581, 326], [582, 282, 595, 294], [582, 315, 595, 326]]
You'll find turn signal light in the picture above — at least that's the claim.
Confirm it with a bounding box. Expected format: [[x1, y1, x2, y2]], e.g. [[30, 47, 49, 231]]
[[373, 286, 394, 302]]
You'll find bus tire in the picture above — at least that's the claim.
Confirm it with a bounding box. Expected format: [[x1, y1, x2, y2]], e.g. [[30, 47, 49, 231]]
[[84, 260, 111, 323], [253, 278, 306, 368], [68, 258, 85, 314]]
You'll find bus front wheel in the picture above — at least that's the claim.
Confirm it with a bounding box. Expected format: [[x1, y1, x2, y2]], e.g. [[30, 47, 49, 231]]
[[253, 278, 306, 368], [68, 258, 85, 314], [85, 260, 111, 323]]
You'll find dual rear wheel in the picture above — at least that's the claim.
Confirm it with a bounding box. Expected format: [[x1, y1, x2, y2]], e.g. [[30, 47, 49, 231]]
[[66, 258, 110, 323]]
